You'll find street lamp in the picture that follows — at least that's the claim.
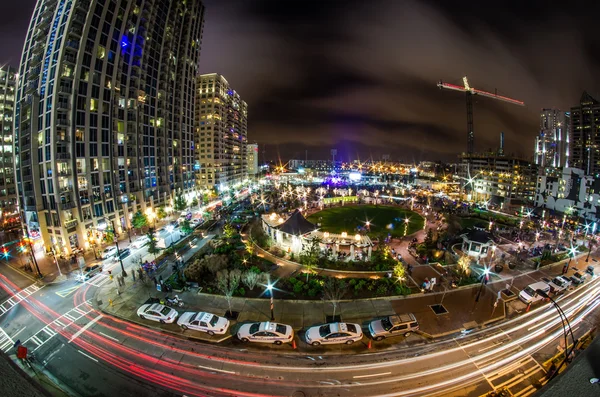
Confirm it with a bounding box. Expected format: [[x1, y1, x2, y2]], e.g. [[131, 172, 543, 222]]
[[166, 225, 175, 250], [586, 239, 593, 262], [110, 220, 127, 277], [536, 288, 576, 381], [266, 283, 275, 321]]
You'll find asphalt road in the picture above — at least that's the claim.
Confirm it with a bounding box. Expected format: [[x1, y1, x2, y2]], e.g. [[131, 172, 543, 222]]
[[0, 242, 599, 396]]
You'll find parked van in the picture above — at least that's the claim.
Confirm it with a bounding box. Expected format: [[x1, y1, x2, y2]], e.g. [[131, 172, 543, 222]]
[[519, 281, 550, 304]]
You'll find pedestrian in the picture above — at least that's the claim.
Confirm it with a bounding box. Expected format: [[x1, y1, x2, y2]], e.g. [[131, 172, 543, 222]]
[[562, 263, 568, 274]]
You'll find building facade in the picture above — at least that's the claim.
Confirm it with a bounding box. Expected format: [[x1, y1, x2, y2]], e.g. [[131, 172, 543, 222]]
[[534, 108, 569, 168], [195, 73, 247, 191], [0, 67, 18, 224], [570, 91, 600, 177], [246, 143, 258, 175], [459, 152, 538, 205], [534, 167, 600, 222], [15, 0, 205, 254]]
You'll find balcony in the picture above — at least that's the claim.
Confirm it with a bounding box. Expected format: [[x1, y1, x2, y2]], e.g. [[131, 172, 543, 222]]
[[71, 13, 85, 27], [65, 218, 78, 232], [60, 201, 77, 210], [56, 152, 71, 160], [57, 169, 71, 176], [58, 84, 72, 94], [56, 118, 70, 127], [64, 40, 80, 52], [62, 54, 76, 65], [68, 26, 82, 39], [56, 101, 70, 110], [21, 158, 31, 167], [76, 0, 90, 12], [25, 80, 38, 94]]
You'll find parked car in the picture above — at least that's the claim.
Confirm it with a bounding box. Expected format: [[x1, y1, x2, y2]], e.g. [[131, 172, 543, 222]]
[[78, 264, 103, 282], [305, 322, 363, 346], [237, 321, 294, 345], [137, 303, 178, 323], [101, 246, 118, 259], [113, 248, 131, 262], [586, 265, 595, 276], [570, 271, 588, 285], [368, 314, 419, 341], [546, 276, 570, 294], [177, 312, 229, 335], [519, 281, 550, 304], [130, 235, 150, 249]]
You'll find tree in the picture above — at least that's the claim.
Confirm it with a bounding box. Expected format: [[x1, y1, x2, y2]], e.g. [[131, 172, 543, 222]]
[[216, 269, 242, 316], [393, 262, 406, 284], [156, 206, 167, 220], [300, 237, 322, 280], [424, 228, 434, 247], [202, 254, 228, 275], [242, 270, 263, 290], [223, 223, 237, 239], [180, 220, 193, 235], [457, 255, 471, 277], [147, 229, 160, 258], [174, 192, 188, 212], [322, 278, 347, 320], [132, 211, 148, 230], [244, 237, 255, 256], [191, 197, 199, 208]]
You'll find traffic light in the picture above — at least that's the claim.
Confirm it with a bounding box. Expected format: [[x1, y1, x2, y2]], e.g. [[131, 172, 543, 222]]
[[2, 247, 8, 258]]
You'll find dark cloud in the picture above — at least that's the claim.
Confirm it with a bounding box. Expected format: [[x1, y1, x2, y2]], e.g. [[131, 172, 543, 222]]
[[4, 0, 600, 162]]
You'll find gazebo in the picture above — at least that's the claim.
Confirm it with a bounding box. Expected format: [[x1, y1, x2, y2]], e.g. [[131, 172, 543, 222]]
[[262, 209, 318, 254], [261, 209, 373, 260], [460, 228, 494, 263]]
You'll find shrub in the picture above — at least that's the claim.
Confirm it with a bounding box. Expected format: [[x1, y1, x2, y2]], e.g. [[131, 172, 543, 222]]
[[349, 279, 357, 286], [293, 281, 305, 294], [237, 287, 246, 296], [355, 279, 367, 291], [376, 285, 388, 296], [308, 288, 319, 297], [288, 277, 298, 285]]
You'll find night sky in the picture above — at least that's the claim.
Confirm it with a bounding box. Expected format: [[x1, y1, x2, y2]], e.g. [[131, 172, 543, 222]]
[[2, 0, 600, 163]]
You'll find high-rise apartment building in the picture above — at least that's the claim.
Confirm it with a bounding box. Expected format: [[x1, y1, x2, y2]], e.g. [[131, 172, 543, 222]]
[[195, 73, 247, 190], [570, 91, 600, 177], [534, 108, 569, 168], [0, 67, 18, 222], [15, 0, 205, 254], [247, 143, 258, 176]]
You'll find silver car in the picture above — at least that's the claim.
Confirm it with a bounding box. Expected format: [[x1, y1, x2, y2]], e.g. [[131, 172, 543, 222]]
[[369, 314, 419, 341]]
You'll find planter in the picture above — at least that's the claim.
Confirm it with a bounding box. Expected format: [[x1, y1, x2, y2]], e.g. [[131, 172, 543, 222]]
[[508, 262, 517, 270], [494, 264, 504, 273]]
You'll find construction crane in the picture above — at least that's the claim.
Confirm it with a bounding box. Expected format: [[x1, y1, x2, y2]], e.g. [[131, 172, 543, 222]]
[[437, 76, 524, 154]]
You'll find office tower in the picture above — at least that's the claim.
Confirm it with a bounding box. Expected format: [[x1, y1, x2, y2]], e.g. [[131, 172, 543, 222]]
[[0, 67, 18, 225], [15, 0, 205, 254], [195, 73, 247, 191], [246, 143, 258, 176], [534, 108, 569, 168], [570, 91, 600, 176]]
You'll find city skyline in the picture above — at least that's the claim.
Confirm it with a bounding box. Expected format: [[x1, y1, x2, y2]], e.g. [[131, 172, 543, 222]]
[[4, 1, 600, 161]]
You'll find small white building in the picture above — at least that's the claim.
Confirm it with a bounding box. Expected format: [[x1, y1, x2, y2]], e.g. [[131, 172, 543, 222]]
[[460, 229, 494, 263], [261, 209, 373, 260]]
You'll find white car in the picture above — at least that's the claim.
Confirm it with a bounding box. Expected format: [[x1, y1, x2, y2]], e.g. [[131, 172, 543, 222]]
[[177, 312, 229, 335], [101, 246, 118, 259], [305, 322, 363, 346], [131, 235, 150, 249], [547, 276, 571, 293], [137, 303, 178, 324], [236, 321, 294, 345], [190, 219, 201, 227]]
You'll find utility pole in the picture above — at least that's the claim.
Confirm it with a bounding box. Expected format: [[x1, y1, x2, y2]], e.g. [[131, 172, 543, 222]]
[[24, 229, 42, 278]]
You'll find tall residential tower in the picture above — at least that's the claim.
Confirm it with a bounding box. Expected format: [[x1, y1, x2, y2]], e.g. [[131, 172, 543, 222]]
[[570, 91, 600, 177], [195, 73, 248, 191], [15, 0, 205, 254], [0, 67, 18, 224], [534, 108, 569, 169]]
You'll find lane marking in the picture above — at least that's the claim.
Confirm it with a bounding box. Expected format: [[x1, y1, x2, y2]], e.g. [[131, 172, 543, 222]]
[[78, 349, 99, 362], [11, 326, 26, 339], [68, 314, 103, 343], [98, 332, 120, 342], [197, 364, 236, 374], [353, 372, 392, 379]]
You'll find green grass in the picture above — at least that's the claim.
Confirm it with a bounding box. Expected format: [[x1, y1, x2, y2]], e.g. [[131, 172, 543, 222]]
[[307, 205, 424, 238], [458, 217, 490, 230]]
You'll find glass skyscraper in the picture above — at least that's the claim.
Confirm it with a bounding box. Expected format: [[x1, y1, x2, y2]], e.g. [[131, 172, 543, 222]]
[[15, 0, 204, 254]]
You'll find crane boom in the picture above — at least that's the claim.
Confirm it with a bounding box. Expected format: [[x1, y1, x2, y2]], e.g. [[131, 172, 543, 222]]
[[437, 77, 524, 154]]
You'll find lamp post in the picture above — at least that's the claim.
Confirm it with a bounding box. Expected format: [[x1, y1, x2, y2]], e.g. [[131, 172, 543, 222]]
[[536, 288, 576, 380], [586, 239, 593, 262], [110, 220, 127, 277], [166, 225, 175, 250], [475, 246, 495, 303], [266, 283, 275, 321]]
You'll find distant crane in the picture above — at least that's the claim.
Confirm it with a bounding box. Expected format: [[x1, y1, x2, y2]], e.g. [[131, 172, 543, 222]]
[[437, 76, 524, 154]]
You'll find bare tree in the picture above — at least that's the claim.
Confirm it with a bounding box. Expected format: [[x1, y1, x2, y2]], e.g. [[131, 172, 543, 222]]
[[202, 254, 228, 275], [322, 278, 347, 320], [242, 270, 263, 290], [216, 269, 242, 316]]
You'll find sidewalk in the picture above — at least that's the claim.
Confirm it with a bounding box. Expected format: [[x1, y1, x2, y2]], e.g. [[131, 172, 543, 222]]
[[94, 246, 598, 344]]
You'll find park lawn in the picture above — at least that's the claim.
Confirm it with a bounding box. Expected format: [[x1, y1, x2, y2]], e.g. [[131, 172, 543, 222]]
[[307, 205, 424, 238], [458, 217, 490, 230]]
